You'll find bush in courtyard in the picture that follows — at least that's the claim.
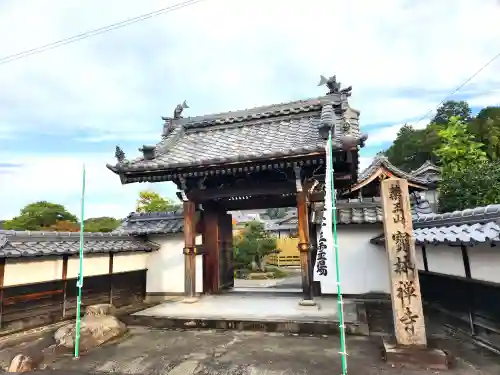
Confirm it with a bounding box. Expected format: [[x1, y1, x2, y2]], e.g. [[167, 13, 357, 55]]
[[233, 220, 279, 271]]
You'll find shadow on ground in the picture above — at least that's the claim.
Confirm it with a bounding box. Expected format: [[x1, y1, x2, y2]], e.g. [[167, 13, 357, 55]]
[[37, 322, 500, 375]]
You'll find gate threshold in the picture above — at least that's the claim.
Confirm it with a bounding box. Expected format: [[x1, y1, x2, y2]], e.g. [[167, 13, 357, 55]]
[[124, 293, 369, 336]]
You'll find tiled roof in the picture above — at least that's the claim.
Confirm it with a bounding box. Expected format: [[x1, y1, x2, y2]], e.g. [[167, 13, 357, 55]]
[[114, 210, 184, 236], [353, 156, 430, 190], [411, 161, 441, 184], [265, 211, 299, 231], [370, 204, 500, 246], [411, 160, 441, 177], [107, 93, 366, 174], [0, 230, 158, 259], [312, 196, 433, 225]]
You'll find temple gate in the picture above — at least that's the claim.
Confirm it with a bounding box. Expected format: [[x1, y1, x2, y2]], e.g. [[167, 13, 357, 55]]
[[107, 76, 367, 304]]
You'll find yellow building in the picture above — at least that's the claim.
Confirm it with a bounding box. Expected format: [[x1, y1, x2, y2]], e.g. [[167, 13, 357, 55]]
[[264, 213, 300, 267]]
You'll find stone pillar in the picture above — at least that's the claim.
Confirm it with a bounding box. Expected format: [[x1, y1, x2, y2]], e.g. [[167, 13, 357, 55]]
[[183, 200, 198, 303], [296, 189, 314, 305], [380, 178, 448, 369]]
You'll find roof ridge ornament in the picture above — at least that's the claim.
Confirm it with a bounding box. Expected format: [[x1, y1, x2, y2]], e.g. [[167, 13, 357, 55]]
[[317, 75, 352, 97], [173, 100, 189, 119], [115, 146, 126, 164]]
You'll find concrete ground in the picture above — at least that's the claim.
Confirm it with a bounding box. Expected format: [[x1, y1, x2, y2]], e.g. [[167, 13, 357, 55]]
[[42, 327, 500, 374], [133, 293, 358, 323], [233, 269, 302, 290]]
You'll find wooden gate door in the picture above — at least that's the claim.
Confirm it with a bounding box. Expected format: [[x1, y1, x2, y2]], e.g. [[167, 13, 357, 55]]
[[218, 212, 234, 290]]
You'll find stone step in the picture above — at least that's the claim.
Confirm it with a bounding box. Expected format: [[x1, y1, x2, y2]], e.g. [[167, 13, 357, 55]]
[[122, 313, 368, 336]]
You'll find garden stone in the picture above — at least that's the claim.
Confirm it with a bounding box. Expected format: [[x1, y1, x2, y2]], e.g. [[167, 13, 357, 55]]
[[8, 354, 35, 372], [54, 315, 127, 352], [85, 303, 116, 317]]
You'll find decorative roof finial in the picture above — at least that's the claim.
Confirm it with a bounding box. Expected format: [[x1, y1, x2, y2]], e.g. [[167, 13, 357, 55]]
[[173, 100, 189, 119], [115, 146, 126, 163], [318, 75, 352, 96]]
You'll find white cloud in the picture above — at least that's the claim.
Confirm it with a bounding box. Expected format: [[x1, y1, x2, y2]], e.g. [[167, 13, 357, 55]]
[[358, 156, 374, 172], [0, 153, 178, 220], [1, 0, 500, 137], [1, 0, 500, 218]]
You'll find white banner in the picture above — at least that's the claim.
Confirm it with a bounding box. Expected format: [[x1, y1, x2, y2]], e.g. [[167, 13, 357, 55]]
[[314, 139, 335, 282]]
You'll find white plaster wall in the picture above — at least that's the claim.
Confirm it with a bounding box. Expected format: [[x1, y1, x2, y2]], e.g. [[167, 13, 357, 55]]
[[422, 243, 500, 284], [146, 234, 203, 294], [113, 252, 149, 273], [424, 245, 465, 277], [3, 257, 64, 287], [67, 254, 109, 278], [317, 225, 391, 295], [3, 252, 150, 287], [468, 244, 500, 283]]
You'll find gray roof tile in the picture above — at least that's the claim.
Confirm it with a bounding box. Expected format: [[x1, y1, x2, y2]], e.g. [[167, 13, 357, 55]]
[[371, 204, 500, 246], [107, 94, 365, 173], [312, 196, 433, 225], [114, 210, 184, 235], [0, 230, 158, 259], [413, 204, 500, 228], [414, 222, 500, 245], [354, 156, 430, 188]]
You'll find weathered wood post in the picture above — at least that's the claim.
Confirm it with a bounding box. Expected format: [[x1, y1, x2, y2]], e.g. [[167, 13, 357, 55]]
[[380, 178, 449, 369], [295, 166, 315, 306], [183, 200, 198, 303]]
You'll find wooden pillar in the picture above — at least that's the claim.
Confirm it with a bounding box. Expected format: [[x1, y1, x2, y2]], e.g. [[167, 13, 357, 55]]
[[381, 178, 427, 347], [203, 207, 220, 294], [297, 189, 314, 303], [421, 245, 429, 272], [62, 255, 68, 318], [0, 258, 5, 329], [461, 245, 475, 335], [109, 252, 114, 305], [183, 200, 197, 301]]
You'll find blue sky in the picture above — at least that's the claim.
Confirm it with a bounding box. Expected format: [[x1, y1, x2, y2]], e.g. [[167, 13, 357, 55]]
[[1, 0, 500, 220]]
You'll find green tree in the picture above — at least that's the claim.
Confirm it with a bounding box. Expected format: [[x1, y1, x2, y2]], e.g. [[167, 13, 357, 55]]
[[434, 116, 487, 173], [136, 191, 181, 213], [432, 100, 471, 125], [45, 220, 80, 232], [468, 106, 500, 161], [3, 201, 78, 231], [84, 217, 121, 232], [435, 116, 496, 212], [438, 162, 500, 212], [233, 221, 278, 271], [383, 124, 430, 171]]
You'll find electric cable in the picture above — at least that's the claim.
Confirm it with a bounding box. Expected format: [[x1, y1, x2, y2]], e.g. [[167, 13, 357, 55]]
[[0, 0, 208, 66]]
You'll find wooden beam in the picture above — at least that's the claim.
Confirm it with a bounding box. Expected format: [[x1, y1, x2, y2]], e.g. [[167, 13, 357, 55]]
[[188, 182, 296, 202], [218, 195, 297, 211]]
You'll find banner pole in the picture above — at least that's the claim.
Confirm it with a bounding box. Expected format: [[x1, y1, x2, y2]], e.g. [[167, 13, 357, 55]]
[[328, 131, 348, 375], [74, 164, 86, 359]]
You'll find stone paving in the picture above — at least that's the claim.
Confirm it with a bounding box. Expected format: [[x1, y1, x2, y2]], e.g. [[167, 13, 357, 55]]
[[132, 293, 358, 323], [41, 327, 500, 374]]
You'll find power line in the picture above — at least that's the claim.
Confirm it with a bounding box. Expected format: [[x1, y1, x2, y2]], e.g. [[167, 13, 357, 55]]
[[0, 0, 208, 66], [412, 49, 500, 127]]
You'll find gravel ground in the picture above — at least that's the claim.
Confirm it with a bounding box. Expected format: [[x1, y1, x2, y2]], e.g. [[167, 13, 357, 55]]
[[3, 298, 498, 374], [33, 324, 500, 375]]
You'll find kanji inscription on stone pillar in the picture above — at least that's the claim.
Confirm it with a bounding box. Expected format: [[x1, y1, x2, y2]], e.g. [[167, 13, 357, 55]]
[[381, 178, 427, 347]]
